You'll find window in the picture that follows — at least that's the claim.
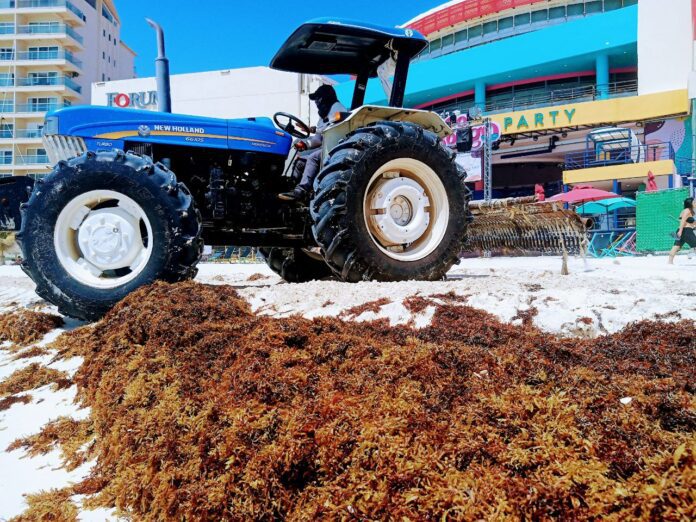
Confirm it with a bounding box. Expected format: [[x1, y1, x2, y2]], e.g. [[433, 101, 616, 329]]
[[102, 51, 105, 59], [108, 56, 110, 63], [28, 46, 59, 59], [531, 9, 548, 23], [0, 72, 14, 86], [0, 48, 14, 60], [429, 38, 442, 52], [604, 0, 623, 10], [28, 97, 57, 111], [567, 4, 584, 17], [514, 13, 531, 26], [0, 123, 13, 139], [441, 33, 454, 47], [0, 150, 12, 165], [102, 4, 116, 24], [483, 20, 498, 36], [108, 34, 111, 41], [454, 29, 467, 43], [468, 24, 482, 38], [28, 71, 58, 85], [101, 73, 105, 81], [103, 29, 106, 37], [549, 7, 566, 20], [0, 22, 14, 35], [585, 1, 603, 13], [85, 0, 96, 8], [114, 39, 117, 46], [498, 16, 514, 31]]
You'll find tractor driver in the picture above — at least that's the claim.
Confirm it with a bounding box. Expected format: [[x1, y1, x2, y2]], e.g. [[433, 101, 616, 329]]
[[278, 84, 346, 202]]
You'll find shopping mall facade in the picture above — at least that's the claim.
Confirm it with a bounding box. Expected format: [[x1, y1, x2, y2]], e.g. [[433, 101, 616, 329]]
[[336, 0, 695, 199], [91, 0, 695, 200]]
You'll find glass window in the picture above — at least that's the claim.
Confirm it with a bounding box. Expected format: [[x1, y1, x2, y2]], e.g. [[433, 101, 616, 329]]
[[498, 17, 514, 31], [0, 150, 13, 165], [28, 71, 58, 85], [0, 123, 13, 139], [483, 20, 498, 35], [429, 38, 442, 51], [623, 0, 638, 5], [0, 48, 14, 60], [0, 72, 14, 86], [549, 7, 566, 20], [585, 1, 603, 13], [102, 4, 115, 24], [454, 29, 467, 43], [604, 0, 622, 10], [514, 13, 531, 26], [531, 9, 548, 23], [442, 33, 454, 47], [567, 4, 584, 16], [468, 24, 483, 38]]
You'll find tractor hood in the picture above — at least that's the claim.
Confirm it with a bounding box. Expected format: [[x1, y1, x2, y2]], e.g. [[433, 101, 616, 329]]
[[270, 18, 427, 77]]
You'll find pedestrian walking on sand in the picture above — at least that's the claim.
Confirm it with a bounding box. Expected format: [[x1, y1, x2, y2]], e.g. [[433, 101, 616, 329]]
[[668, 197, 696, 264]]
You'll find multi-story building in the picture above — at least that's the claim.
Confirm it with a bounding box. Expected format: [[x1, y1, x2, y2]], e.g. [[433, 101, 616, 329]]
[[0, 0, 134, 178], [337, 0, 695, 199]]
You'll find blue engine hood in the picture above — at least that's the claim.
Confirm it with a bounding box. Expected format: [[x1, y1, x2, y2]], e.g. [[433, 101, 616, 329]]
[[46, 106, 292, 156]]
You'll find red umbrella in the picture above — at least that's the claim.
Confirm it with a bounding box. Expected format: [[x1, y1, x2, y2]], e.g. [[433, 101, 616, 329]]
[[547, 185, 618, 204]]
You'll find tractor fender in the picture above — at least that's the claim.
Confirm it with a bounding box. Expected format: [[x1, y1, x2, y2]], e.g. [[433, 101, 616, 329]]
[[322, 105, 452, 157]]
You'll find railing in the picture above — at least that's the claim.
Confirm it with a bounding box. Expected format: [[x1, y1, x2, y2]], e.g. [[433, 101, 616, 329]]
[[484, 80, 638, 114], [16, 75, 81, 92], [0, 103, 15, 112], [0, 156, 13, 165], [15, 154, 49, 164], [14, 102, 68, 113], [0, 0, 85, 19], [14, 129, 43, 138], [0, 78, 13, 86], [0, 23, 14, 34], [565, 142, 675, 170], [15, 24, 83, 44], [7, 50, 83, 67]]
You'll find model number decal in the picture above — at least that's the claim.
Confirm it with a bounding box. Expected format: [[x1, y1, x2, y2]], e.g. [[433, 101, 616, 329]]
[[185, 137, 205, 143]]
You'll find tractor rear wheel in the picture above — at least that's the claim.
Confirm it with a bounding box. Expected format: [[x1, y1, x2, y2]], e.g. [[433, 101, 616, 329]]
[[18, 151, 203, 321], [259, 247, 332, 283], [310, 121, 470, 282]]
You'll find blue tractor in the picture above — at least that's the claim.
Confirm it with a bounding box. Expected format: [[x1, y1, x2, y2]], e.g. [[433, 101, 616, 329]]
[[3, 19, 471, 320]]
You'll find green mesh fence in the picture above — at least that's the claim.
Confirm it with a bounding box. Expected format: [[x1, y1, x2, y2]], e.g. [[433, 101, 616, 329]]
[[636, 188, 689, 252]]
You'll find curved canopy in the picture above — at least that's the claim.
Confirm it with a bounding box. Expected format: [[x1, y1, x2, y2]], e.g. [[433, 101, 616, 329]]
[[270, 18, 427, 77], [577, 197, 636, 214]]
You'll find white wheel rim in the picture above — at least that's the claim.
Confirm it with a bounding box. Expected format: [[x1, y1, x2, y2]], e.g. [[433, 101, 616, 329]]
[[54, 189, 153, 289], [363, 158, 450, 262]]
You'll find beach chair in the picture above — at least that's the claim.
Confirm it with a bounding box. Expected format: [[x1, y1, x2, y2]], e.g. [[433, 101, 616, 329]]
[[601, 233, 627, 257], [615, 231, 637, 256], [587, 231, 614, 258]]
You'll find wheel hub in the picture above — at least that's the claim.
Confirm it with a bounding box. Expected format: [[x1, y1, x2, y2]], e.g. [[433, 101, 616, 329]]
[[76, 208, 142, 271], [368, 176, 430, 246]]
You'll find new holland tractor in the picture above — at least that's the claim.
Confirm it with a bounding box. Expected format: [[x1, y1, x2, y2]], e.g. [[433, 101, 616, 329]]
[[0, 19, 477, 321]]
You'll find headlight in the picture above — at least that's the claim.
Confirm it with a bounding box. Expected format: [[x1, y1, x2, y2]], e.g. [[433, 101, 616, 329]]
[[42, 116, 58, 136]]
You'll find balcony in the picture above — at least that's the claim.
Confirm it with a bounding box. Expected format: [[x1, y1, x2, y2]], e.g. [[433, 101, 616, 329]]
[[4, 50, 83, 70], [0, 129, 43, 139], [15, 154, 49, 165], [0, 1, 85, 24], [565, 142, 675, 171], [13, 102, 69, 114], [16, 75, 82, 93]]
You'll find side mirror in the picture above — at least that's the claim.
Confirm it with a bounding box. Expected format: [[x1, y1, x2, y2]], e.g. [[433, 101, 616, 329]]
[[455, 127, 473, 153]]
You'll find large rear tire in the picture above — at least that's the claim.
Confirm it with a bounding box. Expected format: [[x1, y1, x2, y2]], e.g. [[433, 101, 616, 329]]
[[310, 121, 470, 282], [259, 247, 332, 283], [18, 151, 203, 321]]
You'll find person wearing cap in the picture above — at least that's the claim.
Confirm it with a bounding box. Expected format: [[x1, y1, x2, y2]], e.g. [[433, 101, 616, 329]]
[[278, 84, 347, 202]]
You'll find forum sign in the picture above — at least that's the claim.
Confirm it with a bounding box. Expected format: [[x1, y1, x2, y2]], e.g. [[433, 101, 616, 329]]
[[107, 91, 158, 110]]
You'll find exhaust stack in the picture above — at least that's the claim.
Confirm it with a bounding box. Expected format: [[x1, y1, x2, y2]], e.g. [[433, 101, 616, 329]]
[[145, 18, 172, 113]]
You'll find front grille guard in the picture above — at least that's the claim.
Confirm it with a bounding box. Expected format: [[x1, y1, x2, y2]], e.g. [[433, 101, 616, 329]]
[[43, 135, 88, 165]]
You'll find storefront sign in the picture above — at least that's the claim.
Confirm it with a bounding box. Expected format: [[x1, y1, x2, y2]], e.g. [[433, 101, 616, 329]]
[[107, 91, 158, 109], [502, 108, 576, 132]]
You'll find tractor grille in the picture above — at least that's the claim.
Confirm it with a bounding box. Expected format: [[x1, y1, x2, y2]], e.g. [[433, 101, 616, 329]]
[[43, 135, 87, 165]]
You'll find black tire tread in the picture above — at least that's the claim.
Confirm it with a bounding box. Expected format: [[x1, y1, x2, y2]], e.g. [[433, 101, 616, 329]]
[[310, 121, 471, 282], [259, 247, 332, 283], [18, 150, 203, 321]]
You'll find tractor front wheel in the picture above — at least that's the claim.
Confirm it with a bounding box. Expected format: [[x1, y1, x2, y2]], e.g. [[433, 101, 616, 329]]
[[310, 121, 470, 282], [18, 151, 203, 321]]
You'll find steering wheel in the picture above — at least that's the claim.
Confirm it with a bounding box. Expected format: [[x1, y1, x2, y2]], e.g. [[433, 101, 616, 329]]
[[273, 112, 311, 140]]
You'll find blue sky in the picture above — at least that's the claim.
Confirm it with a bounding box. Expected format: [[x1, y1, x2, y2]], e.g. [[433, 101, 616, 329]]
[[117, 0, 438, 77]]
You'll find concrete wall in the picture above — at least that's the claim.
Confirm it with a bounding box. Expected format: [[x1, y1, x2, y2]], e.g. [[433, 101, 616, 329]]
[[91, 67, 329, 127], [638, 0, 693, 95]]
